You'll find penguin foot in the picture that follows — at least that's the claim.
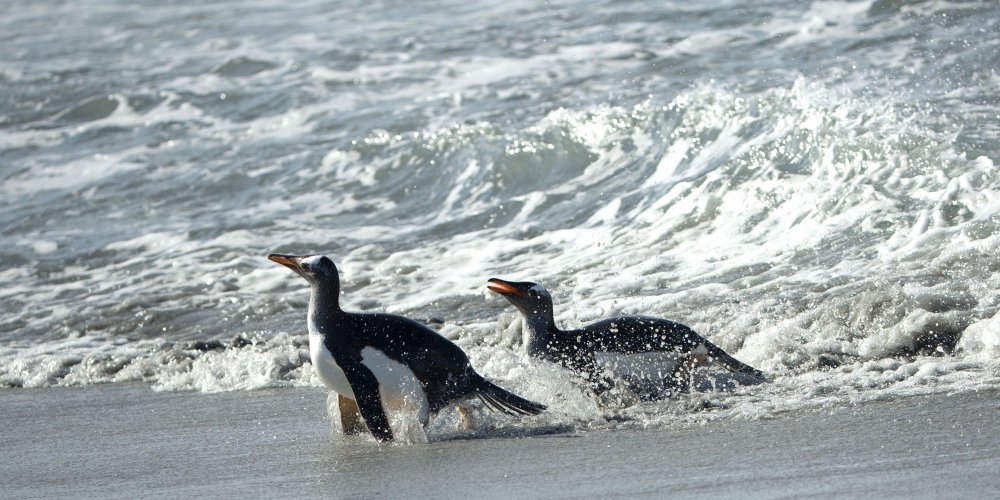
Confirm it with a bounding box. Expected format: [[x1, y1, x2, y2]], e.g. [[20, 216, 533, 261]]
[[457, 404, 475, 431], [338, 394, 368, 435]]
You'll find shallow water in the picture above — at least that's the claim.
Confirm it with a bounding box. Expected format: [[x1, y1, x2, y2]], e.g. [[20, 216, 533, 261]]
[[1, 0, 999, 432], [2, 385, 997, 498]]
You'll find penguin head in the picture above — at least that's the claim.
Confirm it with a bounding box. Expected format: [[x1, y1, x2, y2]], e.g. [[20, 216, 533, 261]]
[[487, 278, 554, 319], [268, 253, 340, 289]]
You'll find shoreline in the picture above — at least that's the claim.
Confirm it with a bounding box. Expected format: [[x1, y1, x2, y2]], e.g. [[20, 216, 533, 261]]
[[2, 384, 998, 498]]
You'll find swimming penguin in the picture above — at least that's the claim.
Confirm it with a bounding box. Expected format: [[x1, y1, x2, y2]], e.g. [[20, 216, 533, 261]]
[[268, 254, 545, 442], [487, 278, 763, 395]]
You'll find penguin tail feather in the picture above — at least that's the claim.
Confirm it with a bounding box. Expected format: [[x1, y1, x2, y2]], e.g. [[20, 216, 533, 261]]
[[475, 379, 546, 417], [706, 343, 765, 379]]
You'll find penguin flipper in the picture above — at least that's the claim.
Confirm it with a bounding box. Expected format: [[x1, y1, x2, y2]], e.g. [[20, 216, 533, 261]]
[[343, 366, 394, 442]]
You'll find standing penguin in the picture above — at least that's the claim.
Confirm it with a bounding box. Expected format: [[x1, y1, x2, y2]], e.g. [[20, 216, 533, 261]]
[[269, 254, 545, 442], [487, 278, 763, 395]]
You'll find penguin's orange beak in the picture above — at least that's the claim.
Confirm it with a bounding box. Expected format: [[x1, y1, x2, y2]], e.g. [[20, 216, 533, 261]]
[[487, 278, 524, 297], [268, 254, 301, 271]]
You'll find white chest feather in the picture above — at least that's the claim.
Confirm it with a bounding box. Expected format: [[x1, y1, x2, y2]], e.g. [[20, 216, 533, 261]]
[[360, 346, 429, 424], [593, 342, 708, 377], [307, 324, 429, 424], [309, 331, 355, 398]]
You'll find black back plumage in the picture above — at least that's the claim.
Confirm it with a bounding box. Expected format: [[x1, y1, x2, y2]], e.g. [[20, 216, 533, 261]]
[[560, 316, 763, 378], [328, 311, 542, 414]]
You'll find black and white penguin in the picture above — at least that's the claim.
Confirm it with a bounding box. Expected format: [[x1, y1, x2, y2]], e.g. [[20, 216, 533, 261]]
[[487, 278, 764, 395], [268, 254, 544, 442]]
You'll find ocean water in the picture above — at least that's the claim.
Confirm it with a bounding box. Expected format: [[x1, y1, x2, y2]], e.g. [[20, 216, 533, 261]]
[[1, 0, 998, 435]]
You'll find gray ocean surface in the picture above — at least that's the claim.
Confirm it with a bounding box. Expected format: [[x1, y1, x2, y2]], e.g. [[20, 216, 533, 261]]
[[1, 0, 999, 454]]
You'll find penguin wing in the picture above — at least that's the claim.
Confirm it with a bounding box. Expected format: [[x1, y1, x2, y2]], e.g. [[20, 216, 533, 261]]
[[341, 362, 394, 442]]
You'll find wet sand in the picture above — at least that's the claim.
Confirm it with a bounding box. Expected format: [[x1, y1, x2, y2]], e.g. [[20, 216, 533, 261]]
[[2, 384, 997, 498]]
